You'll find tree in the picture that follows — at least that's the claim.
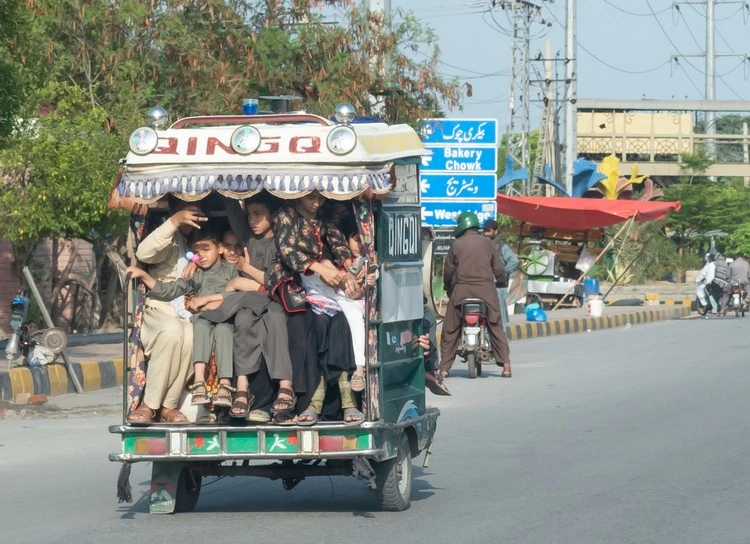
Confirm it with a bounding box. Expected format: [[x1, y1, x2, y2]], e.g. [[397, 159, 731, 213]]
[[0, 83, 127, 326], [1, 0, 462, 330], [0, 0, 27, 140]]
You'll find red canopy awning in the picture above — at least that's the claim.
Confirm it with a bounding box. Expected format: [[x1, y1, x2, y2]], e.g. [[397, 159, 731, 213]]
[[496, 195, 681, 230]]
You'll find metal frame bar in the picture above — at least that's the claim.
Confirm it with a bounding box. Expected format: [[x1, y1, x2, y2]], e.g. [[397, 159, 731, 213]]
[[170, 114, 332, 129]]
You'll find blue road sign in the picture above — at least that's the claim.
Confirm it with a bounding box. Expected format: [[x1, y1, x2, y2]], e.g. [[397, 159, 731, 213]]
[[420, 173, 497, 200], [420, 119, 498, 146], [421, 145, 498, 173], [421, 200, 498, 228]]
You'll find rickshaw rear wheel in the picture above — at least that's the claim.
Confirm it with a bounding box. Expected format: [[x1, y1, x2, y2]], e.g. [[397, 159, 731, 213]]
[[466, 352, 478, 379], [373, 433, 412, 511], [174, 467, 202, 513]]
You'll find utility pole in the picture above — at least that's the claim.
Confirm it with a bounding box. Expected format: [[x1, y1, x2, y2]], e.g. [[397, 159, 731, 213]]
[[497, 0, 547, 195], [673, 0, 750, 160], [705, 0, 716, 155], [563, 0, 576, 196], [365, 0, 391, 118]]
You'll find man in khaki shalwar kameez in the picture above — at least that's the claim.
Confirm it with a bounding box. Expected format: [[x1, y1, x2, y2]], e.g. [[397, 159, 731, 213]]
[[126, 201, 207, 424], [439, 212, 512, 378]]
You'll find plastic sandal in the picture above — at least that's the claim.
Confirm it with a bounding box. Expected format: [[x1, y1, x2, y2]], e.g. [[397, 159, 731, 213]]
[[297, 409, 319, 427], [343, 408, 364, 426], [187, 381, 211, 406], [213, 383, 236, 408], [246, 409, 271, 423], [350, 372, 366, 392]]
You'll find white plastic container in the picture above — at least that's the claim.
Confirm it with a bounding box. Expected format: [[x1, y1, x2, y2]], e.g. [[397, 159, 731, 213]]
[[586, 295, 604, 317]]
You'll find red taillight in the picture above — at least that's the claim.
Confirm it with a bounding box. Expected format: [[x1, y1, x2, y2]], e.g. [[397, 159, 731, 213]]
[[464, 313, 480, 325]]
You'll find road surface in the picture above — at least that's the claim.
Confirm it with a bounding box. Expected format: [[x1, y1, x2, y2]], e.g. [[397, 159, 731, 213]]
[[1, 317, 749, 544]]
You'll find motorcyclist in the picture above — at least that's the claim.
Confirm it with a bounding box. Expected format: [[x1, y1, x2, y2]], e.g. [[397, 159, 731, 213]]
[[695, 253, 717, 316], [712, 253, 731, 315], [439, 212, 511, 378], [482, 219, 520, 334], [721, 252, 750, 312]]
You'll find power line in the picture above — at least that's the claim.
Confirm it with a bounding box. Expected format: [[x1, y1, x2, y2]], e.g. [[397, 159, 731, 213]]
[[602, 0, 671, 17], [546, 7, 671, 74]]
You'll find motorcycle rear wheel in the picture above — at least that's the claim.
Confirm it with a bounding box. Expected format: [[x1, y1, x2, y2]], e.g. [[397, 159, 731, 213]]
[[466, 352, 477, 379]]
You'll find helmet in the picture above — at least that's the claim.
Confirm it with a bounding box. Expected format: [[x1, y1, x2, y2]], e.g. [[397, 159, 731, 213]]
[[453, 212, 480, 237]]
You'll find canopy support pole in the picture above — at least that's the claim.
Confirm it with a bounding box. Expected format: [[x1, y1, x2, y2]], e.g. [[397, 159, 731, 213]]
[[550, 217, 635, 312], [603, 234, 653, 301]]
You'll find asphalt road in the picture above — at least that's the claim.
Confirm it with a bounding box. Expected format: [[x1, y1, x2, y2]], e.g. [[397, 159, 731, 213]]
[[2, 317, 749, 544]]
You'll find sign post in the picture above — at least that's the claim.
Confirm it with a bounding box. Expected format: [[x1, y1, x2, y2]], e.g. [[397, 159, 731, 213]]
[[418, 118, 498, 230]]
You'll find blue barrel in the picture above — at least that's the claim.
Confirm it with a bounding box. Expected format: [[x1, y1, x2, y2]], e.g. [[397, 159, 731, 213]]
[[583, 278, 600, 297]]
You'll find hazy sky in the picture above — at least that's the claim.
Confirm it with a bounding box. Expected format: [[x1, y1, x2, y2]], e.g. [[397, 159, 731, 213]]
[[395, 0, 750, 126]]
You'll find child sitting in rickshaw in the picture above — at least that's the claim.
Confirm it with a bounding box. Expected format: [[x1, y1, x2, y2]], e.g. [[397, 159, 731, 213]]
[[126, 227, 240, 410]]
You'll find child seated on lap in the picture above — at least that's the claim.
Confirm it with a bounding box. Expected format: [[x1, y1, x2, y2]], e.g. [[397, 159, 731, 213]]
[[127, 226, 240, 411]]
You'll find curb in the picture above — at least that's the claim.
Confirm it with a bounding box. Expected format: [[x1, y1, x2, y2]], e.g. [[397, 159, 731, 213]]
[[505, 306, 690, 341], [0, 359, 124, 401], [437, 306, 691, 345], [0, 307, 691, 401]]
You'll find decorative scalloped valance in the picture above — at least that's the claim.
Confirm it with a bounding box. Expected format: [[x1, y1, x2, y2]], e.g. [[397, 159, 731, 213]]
[[117, 166, 392, 204]]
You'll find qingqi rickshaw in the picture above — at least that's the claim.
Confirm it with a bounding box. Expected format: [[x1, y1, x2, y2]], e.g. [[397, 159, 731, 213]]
[[108, 102, 438, 513]]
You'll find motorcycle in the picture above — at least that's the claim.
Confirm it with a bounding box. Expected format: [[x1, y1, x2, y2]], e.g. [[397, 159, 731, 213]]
[[458, 298, 492, 379], [726, 280, 748, 317], [4, 288, 68, 367]]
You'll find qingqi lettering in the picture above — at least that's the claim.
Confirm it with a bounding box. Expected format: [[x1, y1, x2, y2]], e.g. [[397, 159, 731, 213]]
[[387, 213, 420, 259]]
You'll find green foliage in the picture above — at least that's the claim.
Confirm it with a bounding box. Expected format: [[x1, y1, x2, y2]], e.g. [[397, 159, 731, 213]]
[[0, 83, 126, 245], [0, 0, 27, 140], [726, 224, 750, 257], [664, 179, 750, 252]]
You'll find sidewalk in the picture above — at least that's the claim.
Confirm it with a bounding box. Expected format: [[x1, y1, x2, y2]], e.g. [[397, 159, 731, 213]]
[[0, 304, 690, 402]]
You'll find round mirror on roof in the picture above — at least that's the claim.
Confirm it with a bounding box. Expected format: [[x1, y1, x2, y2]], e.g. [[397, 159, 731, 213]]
[[147, 106, 169, 129]]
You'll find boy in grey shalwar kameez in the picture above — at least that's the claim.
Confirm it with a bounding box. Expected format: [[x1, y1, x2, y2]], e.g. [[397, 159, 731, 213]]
[[127, 227, 239, 410]]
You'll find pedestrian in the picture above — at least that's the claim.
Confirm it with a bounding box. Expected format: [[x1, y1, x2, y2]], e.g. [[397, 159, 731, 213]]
[[482, 219, 520, 333], [713, 253, 731, 315], [440, 212, 511, 378]]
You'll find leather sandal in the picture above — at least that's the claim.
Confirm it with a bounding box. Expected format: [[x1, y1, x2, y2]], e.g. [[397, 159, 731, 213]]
[[271, 387, 297, 414], [159, 407, 189, 424], [127, 405, 155, 425]]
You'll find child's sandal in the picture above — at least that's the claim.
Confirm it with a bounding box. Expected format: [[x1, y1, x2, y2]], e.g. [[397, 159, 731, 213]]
[[188, 381, 210, 406], [213, 383, 236, 408], [350, 372, 366, 392]]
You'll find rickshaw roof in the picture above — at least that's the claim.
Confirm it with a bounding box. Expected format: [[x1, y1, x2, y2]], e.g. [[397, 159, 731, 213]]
[[114, 114, 428, 207], [496, 194, 681, 231]]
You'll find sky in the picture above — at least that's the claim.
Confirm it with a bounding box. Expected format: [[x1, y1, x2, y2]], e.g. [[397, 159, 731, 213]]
[[394, 0, 750, 127]]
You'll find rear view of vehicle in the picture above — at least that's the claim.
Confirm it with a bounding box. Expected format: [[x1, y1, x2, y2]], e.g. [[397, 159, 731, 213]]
[[458, 298, 490, 379], [727, 280, 747, 317], [108, 103, 439, 514]]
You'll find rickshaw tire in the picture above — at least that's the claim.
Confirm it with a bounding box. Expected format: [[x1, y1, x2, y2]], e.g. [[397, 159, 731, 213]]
[[174, 467, 202, 513], [373, 433, 412, 511], [466, 352, 478, 379]]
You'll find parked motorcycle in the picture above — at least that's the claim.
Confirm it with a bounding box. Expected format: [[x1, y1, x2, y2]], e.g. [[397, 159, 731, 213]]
[[4, 288, 68, 367], [726, 280, 748, 317], [458, 298, 492, 379]]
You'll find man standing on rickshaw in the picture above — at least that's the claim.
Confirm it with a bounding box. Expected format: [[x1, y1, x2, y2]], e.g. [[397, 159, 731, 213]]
[[439, 212, 512, 379]]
